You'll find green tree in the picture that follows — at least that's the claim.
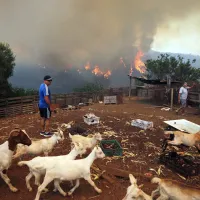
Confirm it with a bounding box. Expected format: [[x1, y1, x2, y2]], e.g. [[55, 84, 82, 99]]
[[9, 87, 38, 97], [145, 54, 200, 82], [0, 43, 15, 97]]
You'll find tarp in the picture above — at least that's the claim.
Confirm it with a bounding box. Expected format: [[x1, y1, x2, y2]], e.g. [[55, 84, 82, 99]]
[[130, 76, 181, 85]]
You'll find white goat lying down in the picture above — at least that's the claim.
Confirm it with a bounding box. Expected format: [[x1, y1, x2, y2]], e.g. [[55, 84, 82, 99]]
[[0, 128, 31, 192], [69, 132, 102, 153], [13, 127, 64, 159], [34, 146, 105, 200], [18, 142, 86, 193], [122, 174, 151, 200], [164, 130, 200, 153], [151, 177, 200, 200]]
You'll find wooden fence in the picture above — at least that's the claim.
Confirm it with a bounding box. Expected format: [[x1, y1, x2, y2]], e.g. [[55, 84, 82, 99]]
[[0, 92, 104, 118]]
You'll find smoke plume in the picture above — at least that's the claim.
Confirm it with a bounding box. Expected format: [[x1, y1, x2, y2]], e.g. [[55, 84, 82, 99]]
[[0, 0, 200, 69]]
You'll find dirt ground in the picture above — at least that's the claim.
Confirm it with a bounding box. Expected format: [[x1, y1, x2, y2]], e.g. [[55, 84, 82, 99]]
[[0, 98, 199, 200]]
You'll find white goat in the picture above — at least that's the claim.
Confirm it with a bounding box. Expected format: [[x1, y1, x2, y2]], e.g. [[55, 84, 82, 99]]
[[69, 132, 102, 153], [151, 177, 200, 200], [122, 174, 152, 200], [13, 127, 64, 159], [18, 142, 86, 193], [34, 146, 105, 200], [0, 128, 32, 192]]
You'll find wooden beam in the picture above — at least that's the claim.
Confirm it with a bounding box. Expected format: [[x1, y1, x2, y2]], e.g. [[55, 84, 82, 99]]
[[129, 76, 132, 99], [91, 164, 116, 184], [96, 164, 151, 180], [170, 88, 174, 111]]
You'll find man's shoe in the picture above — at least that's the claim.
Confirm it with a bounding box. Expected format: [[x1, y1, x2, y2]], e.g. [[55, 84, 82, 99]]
[[40, 131, 45, 136], [42, 132, 53, 137]]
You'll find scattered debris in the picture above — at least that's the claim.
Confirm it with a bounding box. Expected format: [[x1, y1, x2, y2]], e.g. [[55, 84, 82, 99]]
[[83, 113, 100, 125], [131, 119, 153, 130], [102, 131, 118, 137], [161, 107, 171, 111]]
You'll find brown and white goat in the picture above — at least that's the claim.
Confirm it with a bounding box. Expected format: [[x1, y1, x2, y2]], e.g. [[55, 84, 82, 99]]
[[151, 177, 200, 200], [0, 128, 31, 192]]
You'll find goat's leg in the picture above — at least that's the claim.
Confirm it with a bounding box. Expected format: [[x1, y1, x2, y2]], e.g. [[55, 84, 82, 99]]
[[13, 151, 24, 159], [168, 139, 182, 146], [53, 179, 66, 197], [33, 172, 49, 193], [70, 180, 74, 187], [84, 176, 102, 194], [25, 172, 34, 191], [68, 179, 80, 196], [151, 188, 160, 198], [0, 171, 18, 192], [44, 151, 49, 156], [33, 172, 41, 186], [34, 175, 53, 200]]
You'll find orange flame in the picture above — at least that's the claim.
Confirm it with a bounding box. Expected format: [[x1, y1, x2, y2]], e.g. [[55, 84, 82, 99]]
[[92, 65, 104, 76], [104, 70, 111, 79], [134, 50, 146, 73], [85, 62, 90, 70]]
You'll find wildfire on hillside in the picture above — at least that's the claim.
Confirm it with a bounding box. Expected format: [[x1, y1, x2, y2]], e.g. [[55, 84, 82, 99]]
[[134, 50, 146, 74], [104, 70, 111, 79], [85, 62, 90, 70]]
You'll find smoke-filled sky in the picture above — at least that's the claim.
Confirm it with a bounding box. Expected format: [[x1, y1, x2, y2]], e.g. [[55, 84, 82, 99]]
[[0, 0, 200, 70]]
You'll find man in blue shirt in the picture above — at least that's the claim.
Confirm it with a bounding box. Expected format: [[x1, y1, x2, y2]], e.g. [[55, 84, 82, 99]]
[[39, 75, 53, 137]]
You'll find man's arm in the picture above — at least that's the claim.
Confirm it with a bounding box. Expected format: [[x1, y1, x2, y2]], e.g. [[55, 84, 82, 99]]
[[44, 96, 51, 106], [187, 82, 195, 89]]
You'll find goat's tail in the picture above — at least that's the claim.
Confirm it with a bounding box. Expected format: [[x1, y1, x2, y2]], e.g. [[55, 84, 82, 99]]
[[69, 133, 72, 139], [151, 177, 161, 184], [18, 161, 29, 167]]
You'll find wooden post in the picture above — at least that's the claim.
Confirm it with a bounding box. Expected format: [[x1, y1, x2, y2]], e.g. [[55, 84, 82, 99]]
[[171, 88, 174, 110], [129, 76, 132, 99]]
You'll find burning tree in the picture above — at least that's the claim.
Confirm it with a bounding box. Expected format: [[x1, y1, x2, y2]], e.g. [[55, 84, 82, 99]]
[[145, 54, 200, 82]]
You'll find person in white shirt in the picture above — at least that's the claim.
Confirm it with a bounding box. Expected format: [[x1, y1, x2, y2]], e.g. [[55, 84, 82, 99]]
[[176, 82, 195, 115]]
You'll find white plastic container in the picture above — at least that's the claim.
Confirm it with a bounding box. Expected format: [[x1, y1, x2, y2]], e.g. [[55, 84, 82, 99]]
[[131, 119, 153, 130], [83, 113, 100, 125]]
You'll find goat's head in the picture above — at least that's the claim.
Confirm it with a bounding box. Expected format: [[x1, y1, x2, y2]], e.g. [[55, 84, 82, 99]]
[[164, 131, 175, 140], [60, 123, 71, 130], [73, 142, 87, 155], [94, 132, 102, 141], [54, 127, 65, 141], [94, 146, 105, 159], [122, 174, 142, 200], [8, 128, 32, 151]]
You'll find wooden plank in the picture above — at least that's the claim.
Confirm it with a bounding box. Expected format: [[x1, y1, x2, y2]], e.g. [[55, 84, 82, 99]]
[[96, 164, 150, 180]]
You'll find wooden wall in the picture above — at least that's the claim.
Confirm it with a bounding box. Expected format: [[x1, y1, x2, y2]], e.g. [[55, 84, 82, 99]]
[[0, 92, 100, 118]]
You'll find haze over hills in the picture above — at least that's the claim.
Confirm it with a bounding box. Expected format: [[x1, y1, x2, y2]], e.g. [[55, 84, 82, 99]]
[[9, 50, 200, 94]]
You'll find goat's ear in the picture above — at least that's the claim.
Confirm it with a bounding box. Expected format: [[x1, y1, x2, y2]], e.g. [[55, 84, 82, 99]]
[[74, 142, 79, 149], [10, 129, 20, 137], [129, 174, 137, 185]]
